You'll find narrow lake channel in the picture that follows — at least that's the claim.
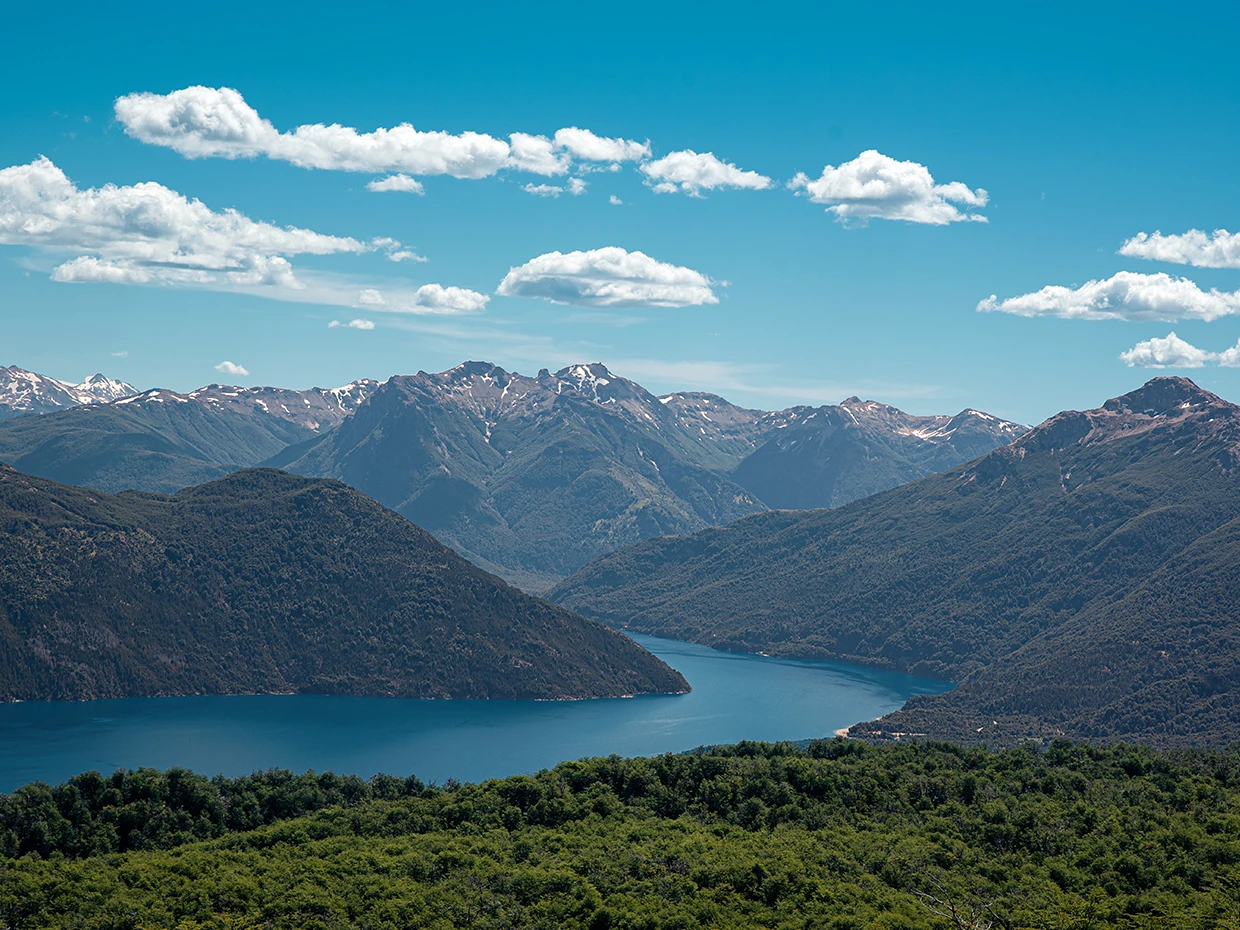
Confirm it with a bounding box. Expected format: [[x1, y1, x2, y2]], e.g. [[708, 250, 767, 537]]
[[0, 634, 952, 791]]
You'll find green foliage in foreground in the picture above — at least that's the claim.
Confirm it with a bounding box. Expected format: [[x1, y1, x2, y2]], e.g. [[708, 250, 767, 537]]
[[5, 739, 1240, 929]]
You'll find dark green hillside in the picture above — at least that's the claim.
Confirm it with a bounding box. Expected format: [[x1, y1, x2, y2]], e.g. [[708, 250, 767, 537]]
[[6, 740, 1240, 928], [0, 396, 312, 493], [551, 378, 1240, 745], [0, 465, 686, 701]]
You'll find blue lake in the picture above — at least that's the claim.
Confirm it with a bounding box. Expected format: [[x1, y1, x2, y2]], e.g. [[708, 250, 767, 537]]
[[0, 634, 951, 791]]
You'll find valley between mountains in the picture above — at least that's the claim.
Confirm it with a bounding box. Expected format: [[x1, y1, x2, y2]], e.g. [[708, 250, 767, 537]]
[[8, 358, 1240, 750], [0, 360, 1023, 591]]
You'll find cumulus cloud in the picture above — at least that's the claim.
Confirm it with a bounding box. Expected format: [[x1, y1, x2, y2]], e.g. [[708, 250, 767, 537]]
[[640, 150, 772, 196], [1119, 332, 1214, 368], [366, 174, 425, 194], [0, 156, 364, 291], [1218, 340, 1240, 367], [1120, 229, 1240, 268], [329, 318, 375, 330], [0, 156, 482, 315], [352, 283, 488, 314], [552, 127, 649, 163], [215, 360, 249, 377], [496, 247, 718, 308], [567, 178, 587, 196], [977, 272, 1240, 322], [609, 195, 623, 206], [115, 86, 648, 181], [790, 150, 987, 225]]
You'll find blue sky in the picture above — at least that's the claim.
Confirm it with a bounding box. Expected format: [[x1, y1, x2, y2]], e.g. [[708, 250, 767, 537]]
[[3, 0, 1239, 426]]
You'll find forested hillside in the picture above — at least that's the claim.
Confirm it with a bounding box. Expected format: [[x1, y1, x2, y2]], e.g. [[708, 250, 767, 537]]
[[4, 740, 1240, 928], [0, 464, 686, 701], [551, 378, 1240, 745]]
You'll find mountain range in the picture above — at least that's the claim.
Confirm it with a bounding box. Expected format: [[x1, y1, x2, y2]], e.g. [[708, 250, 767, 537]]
[[0, 380, 376, 494], [269, 362, 1025, 588], [550, 377, 1240, 746], [0, 365, 137, 418], [0, 465, 686, 701], [0, 361, 1024, 590]]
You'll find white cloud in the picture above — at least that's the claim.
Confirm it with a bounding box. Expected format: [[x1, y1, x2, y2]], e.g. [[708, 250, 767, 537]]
[[0, 156, 484, 316], [507, 133, 569, 175], [496, 246, 718, 308], [978, 271, 1240, 322], [552, 127, 649, 163], [521, 178, 587, 199], [366, 174, 425, 194], [329, 318, 375, 330], [215, 360, 249, 377], [1218, 340, 1240, 367], [116, 86, 649, 181], [609, 195, 623, 206], [388, 249, 428, 263], [1119, 229, 1240, 268], [640, 150, 772, 196], [0, 157, 365, 290], [115, 86, 512, 179], [522, 183, 564, 198], [1119, 332, 1213, 368], [790, 150, 987, 225], [353, 283, 488, 314], [111, 350, 128, 357]]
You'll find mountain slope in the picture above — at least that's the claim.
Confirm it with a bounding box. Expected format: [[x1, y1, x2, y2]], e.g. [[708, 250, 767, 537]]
[[0, 465, 686, 701], [0, 381, 376, 494], [550, 378, 1240, 745], [276, 363, 767, 588], [277, 362, 1023, 588], [0, 366, 137, 418]]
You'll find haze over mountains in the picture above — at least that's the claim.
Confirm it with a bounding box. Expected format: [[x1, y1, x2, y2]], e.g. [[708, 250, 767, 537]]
[[0, 465, 686, 701], [0, 360, 1024, 589], [551, 377, 1240, 747]]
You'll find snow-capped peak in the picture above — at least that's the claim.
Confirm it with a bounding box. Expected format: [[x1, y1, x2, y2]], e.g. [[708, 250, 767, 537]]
[[75, 373, 138, 403]]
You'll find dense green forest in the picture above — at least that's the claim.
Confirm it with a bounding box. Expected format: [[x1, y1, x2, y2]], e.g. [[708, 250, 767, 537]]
[[0, 464, 685, 701], [4, 740, 1240, 928], [551, 378, 1240, 746]]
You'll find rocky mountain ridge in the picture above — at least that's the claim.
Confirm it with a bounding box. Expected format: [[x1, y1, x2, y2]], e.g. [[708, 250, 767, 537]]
[[0, 365, 138, 418]]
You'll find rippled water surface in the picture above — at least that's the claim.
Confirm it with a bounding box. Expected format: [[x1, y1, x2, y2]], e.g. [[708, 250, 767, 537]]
[[0, 634, 951, 790]]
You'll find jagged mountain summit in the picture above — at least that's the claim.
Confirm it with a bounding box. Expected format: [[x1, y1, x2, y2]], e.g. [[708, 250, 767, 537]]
[[0, 379, 378, 494], [550, 377, 1240, 746], [273, 361, 1024, 588], [0, 465, 686, 701], [0, 359, 1022, 589], [0, 365, 138, 418], [660, 392, 1027, 510]]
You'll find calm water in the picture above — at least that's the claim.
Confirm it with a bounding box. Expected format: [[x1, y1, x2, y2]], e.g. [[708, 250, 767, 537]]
[[0, 634, 951, 791]]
